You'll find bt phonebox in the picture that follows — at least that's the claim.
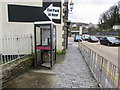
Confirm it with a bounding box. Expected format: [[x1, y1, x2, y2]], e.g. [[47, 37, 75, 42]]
[[34, 21, 56, 68]]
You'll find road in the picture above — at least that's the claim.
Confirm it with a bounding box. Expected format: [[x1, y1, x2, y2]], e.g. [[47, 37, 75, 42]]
[[81, 41, 119, 67]]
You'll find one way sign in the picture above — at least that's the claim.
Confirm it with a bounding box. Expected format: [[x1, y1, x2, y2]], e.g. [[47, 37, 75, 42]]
[[44, 4, 60, 20]]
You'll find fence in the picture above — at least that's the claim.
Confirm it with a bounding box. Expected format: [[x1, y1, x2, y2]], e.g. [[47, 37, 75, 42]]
[[0, 34, 33, 65], [78, 42, 119, 88]]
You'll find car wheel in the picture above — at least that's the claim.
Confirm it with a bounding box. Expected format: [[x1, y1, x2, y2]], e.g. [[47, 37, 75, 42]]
[[107, 43, 110, 46]]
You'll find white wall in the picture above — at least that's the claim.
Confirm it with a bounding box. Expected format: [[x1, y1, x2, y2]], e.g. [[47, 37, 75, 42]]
[[2, 0, 42, 7], [1, 1, 64, 53], [1, 2, 39, 36], [0, 2, 2, 53], [0, 2, 2, 36], [56, 0, 65, 52], [56, 24, 64, 51], [1, 2, 39, 54]]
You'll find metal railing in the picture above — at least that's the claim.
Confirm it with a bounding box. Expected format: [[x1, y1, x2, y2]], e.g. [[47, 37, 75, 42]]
[[78, 42, 119, 88], [0, 34, 33, 65]]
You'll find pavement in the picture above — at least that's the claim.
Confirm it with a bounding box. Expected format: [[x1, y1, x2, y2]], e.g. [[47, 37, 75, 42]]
[[54, 41, 97, 88], [5, 37, 97, 88]]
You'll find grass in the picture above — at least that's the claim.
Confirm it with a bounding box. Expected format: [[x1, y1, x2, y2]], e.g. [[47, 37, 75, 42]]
[[0, 60, 2, 65], [57, 49, 66, 55]]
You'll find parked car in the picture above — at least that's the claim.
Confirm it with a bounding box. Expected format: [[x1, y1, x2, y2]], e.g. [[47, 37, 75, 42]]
[[74, 35, 82, 42], [88, 36, 98, 42], [100, 36, 120, 46], [82, 34, 90, 41]]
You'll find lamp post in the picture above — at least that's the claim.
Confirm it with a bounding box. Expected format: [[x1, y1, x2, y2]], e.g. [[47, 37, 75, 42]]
[[70, 0, 74, 11]]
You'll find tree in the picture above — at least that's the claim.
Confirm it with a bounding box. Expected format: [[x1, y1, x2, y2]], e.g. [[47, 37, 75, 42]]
[[98, 5, 120, 30]]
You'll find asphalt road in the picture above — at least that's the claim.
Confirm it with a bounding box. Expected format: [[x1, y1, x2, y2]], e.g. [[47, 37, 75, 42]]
[[81, 41, 119, 67]]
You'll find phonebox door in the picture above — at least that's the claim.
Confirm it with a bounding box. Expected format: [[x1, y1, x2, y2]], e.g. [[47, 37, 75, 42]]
[[34, 23, 56, 68]]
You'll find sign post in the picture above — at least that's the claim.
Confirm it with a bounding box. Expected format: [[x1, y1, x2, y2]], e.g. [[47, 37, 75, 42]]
[[79, 26, 82, 35]]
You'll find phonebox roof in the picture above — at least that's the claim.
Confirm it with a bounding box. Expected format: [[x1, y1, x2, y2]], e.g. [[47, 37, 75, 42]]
[[34, 21, 56, 25]]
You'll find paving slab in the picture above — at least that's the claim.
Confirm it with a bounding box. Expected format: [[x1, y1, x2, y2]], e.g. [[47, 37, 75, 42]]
[[54, 42, 97, 88]]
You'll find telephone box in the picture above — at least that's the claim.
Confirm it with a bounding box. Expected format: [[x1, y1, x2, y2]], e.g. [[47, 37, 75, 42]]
[[34, 21, 56, 68]]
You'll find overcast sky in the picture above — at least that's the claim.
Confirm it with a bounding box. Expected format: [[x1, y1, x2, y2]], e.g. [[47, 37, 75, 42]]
[[68, 0, 119, 24]]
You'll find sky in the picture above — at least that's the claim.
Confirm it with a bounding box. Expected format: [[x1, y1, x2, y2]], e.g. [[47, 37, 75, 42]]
[[68, 0, 119, 24]]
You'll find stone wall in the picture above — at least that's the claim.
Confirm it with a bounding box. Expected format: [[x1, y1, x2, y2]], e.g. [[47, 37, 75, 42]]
[[1, 55, 34, 88]]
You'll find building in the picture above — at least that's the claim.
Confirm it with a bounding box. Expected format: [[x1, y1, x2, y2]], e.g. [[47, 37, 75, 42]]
[[70, 22, 89, 35], [0, 0, 69, 54], [113, 25, 120, 30], [71, 23, 79, 35]]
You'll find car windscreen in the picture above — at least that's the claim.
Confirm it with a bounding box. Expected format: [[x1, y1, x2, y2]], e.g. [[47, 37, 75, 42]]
[[91, 36, 98, 40], [107, 37, 116, 41], [85, 35, 89, 37], [76, 36, 81, 39]]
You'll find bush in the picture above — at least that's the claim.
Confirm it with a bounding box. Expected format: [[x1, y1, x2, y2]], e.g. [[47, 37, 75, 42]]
[[57, 49, 66, 55]]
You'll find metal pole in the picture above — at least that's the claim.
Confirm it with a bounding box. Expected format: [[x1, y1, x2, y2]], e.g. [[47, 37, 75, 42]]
[[30, 34, 33, 54], [34, 25, 37, 68]]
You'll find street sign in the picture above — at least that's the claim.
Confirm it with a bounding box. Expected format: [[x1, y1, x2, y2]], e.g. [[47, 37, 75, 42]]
[[44, 4, 60, 20], [8, 1, 61, 24]]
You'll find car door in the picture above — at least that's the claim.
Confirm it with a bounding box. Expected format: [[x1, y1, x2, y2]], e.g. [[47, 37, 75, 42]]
[[100, 37, 104, 44], [103, 37, 108, 45]]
